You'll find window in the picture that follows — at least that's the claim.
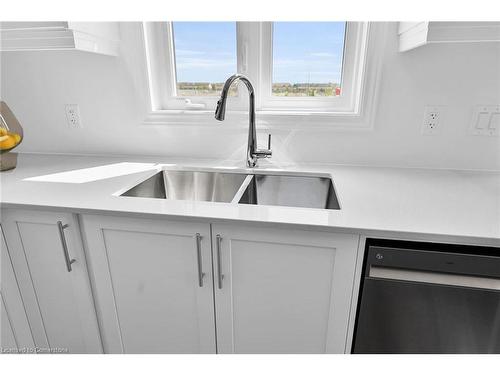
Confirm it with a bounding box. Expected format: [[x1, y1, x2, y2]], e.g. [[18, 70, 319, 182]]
[[259, 22, 368, 113], [144, 22, 240, 111], [272, 22, 346, 98], [172, 22, 237, 97], [144, 22, 373, 119]]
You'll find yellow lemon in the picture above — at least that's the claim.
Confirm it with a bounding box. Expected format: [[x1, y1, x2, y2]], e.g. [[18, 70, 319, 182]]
[[12, 133, 21, 145], [0, 133, 20, 150]]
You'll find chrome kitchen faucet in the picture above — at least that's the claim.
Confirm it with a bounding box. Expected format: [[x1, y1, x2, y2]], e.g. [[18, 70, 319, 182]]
[[215, 74, 272, 168]]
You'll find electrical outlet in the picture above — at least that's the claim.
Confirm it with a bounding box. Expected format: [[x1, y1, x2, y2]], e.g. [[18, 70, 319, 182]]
[[421, 106, 444, 135], [65, 104, 82, 128]]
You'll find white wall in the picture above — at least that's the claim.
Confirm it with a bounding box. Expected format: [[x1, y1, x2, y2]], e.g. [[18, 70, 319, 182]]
[[1, 22, 499, 170]]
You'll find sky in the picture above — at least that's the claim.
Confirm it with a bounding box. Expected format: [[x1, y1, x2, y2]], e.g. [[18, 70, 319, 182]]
[[173, 22, 346, 84]]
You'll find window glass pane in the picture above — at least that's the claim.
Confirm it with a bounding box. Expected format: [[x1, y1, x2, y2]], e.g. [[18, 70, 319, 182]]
[[172, 22, 237, 96], [272, 22, 346, 97]]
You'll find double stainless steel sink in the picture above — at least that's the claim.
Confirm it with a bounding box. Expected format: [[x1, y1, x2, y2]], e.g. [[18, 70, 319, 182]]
[[120, 169, 340, 210]]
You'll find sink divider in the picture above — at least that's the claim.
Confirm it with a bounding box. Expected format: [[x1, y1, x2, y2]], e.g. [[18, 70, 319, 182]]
[[230, 175, 254, 204]]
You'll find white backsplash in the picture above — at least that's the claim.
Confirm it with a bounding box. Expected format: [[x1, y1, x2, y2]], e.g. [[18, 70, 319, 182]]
[[1, 22, 499, 171]]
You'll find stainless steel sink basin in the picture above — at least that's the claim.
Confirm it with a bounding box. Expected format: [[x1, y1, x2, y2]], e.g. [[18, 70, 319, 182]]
[[121, 170, 248, 203], [121, 172, 166, 199], [238, 174, 340, 210], [120, 168, 340, 210]]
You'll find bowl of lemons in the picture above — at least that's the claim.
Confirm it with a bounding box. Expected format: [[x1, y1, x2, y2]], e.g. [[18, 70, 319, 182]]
[[0, 101, 24, 171]]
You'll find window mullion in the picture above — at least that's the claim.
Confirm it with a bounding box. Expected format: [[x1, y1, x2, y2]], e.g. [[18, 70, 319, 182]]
[[257, 22, 273, 110], [236, 22, 264, 110]]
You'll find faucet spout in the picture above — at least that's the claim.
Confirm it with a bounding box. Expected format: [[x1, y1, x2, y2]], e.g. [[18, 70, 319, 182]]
[[215, 74, 271, 168]]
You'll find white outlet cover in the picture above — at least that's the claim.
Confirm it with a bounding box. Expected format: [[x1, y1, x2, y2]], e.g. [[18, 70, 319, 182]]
[[65, 104, 82, 128], [421, 105, 445, 135]]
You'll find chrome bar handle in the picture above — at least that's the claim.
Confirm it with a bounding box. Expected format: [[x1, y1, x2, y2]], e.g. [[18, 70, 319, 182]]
[[195, 233, 205, 287], [57, 221, 76, 272], [216, 234, 224, 289], [254, 134, 272, 158]]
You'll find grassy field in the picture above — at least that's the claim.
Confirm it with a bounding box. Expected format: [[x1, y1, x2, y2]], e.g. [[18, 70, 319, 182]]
[[177, 82, 341, 97]]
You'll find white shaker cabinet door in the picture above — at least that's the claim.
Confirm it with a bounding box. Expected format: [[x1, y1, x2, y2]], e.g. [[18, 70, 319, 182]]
[[212, 223, 360, 354], [1, 209, 102, 353], [1, 297, 18, 352], [81, 215, 216, 354], [1, 225, 35, 353]]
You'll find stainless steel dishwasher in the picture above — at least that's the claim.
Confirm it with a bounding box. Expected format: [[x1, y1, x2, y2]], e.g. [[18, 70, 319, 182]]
[[353, 239, 500, 354]]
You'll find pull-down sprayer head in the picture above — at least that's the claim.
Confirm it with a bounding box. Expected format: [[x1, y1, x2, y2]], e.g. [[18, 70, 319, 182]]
[[214, 98, 226, 121]]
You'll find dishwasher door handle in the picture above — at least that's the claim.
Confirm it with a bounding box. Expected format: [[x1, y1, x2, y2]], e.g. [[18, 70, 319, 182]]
[[369, 266, 500, 291]]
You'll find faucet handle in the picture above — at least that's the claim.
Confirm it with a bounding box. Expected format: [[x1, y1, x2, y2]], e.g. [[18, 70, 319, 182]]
[[255, 134, 273, 159]]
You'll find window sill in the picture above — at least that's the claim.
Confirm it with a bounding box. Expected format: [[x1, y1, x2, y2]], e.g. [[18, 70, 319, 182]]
[[141, 109, 375, 130]]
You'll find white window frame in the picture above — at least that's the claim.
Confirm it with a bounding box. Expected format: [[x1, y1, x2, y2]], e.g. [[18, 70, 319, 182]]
[[144, 22, 244, 112], [142, 21, 383, 129], [258, 22, 368, 113]]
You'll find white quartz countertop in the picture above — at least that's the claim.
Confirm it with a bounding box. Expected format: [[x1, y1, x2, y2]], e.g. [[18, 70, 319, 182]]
[[1, 153, 499, 243]]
